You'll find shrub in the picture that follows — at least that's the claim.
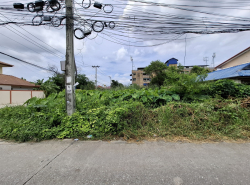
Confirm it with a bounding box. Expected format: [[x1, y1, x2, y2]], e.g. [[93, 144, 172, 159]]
[[208, 79, 250, 98]]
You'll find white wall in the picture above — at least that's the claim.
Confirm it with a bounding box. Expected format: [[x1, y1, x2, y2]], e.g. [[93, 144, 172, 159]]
[[11, 86, 34, 90], [0, 91, 45, 105], [32, 91, 45, 99], [0, 91, 10, 105], [0, 85, 11, 90], [12, 91, 32, 104]]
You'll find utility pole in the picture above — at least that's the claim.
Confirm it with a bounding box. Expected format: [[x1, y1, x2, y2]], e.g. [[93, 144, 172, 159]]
[[131, 56, 134, 85], [131, 56, 133, 71], [108, 76, 111, 87], [65, 0, 75, 116], [92, 66, 100, 89], [203, 57, 209, 66], [212, 53, 216, 67]]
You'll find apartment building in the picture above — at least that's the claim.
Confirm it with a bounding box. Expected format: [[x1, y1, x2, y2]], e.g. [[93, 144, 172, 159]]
[[130, 68, 151, 86], [130, 58, 178, 86]]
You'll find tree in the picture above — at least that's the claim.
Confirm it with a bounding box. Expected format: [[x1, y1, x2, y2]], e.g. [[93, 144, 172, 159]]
[[35, 78, 60, 97], [111, 80, 123, 88], [190, 66, 210, 75], [35, 66, 95, 96], [76, 74, 95, 90], [144, 60, 167, 86], [164, 65, 208, 100]]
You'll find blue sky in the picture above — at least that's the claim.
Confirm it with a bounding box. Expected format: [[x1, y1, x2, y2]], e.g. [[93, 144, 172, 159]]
[[1, 0, 250, 86]]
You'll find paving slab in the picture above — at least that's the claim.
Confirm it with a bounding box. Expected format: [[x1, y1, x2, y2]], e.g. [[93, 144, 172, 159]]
[[0, 140, 250, 185]]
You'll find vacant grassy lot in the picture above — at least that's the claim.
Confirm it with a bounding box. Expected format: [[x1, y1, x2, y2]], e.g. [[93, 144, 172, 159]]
[[0, 88, 250, 142]]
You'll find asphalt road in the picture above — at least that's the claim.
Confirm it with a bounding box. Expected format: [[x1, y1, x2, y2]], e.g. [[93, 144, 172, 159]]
[[0, 139, 250, 185]]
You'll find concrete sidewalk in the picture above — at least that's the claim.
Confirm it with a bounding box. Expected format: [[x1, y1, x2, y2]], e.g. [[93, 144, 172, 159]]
[[0, 139, 250, 185]]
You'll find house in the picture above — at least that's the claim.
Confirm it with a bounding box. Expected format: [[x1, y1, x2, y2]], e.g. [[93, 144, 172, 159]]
[[215, 46, 250, 69], [0, 61, 39, 90], [205, 63, 250, 84], [0, 61, 44, 106], [204, 46, 250, 84], [0, 61, 13, 74]]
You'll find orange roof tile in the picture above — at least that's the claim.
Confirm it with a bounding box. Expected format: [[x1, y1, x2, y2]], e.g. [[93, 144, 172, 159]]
[[0, 61, 13, 67], [0, 74, 39, 87]]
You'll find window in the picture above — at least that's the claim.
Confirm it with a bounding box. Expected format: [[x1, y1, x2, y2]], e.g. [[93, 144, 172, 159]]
[[143, 78, 151, 81], [133, 73, 136, 76], [0, 87, 2, 90], [133, 78, 136, 81]]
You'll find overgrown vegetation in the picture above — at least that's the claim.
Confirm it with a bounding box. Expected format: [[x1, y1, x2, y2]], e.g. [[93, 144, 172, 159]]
[[35, 66, 95, 96], [0, 61, 250, 142]]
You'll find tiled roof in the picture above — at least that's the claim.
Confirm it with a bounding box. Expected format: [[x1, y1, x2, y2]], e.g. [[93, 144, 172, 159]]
[[215, 46, 250, 69], [205, 63, 250, 81], [0, 74, 38, 87], [0, 61, 13, 67]]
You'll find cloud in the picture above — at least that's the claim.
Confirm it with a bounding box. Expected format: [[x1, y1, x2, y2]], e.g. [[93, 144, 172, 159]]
[[116, 47, 128, 60], [1, 0, 250, 85]]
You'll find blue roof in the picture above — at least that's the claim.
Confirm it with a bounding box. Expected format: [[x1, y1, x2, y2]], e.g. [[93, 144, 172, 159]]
[[205, 63, 250, 81], [165, 58, 178, 66]]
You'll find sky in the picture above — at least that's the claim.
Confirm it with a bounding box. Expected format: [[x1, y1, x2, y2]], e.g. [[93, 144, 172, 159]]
[[1, 0, 250, 86]]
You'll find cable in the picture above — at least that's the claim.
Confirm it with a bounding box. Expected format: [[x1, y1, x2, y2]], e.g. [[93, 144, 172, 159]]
[[0, 51, 55, 72]]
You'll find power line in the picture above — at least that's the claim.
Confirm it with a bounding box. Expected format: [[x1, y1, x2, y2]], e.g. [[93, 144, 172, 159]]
[[0, 51, 54, 72], [0, 12, 65, 58]]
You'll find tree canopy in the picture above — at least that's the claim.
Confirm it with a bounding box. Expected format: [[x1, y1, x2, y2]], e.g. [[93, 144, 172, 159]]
[[190, 66, 210, 75], [35, 66, 95, 96], [144, 60, 168, 86], [111, 80, 124, 88]]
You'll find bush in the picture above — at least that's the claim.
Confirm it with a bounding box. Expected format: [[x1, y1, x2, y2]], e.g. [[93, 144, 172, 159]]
[[1, 86, 250, 142], [0, 88, 179, 142], [208, 79, 250, 98]]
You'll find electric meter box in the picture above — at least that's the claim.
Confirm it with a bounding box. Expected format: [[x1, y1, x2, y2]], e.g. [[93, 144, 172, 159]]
[[60, 61, 66, 71], [94, 2, 102, 9], [35, 0, 45, 7], [43, 16, 51, 21], [13, 3, 24, 9]]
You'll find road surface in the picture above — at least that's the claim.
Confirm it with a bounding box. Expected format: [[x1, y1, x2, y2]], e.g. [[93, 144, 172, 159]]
[[0, 139, 249, 185]]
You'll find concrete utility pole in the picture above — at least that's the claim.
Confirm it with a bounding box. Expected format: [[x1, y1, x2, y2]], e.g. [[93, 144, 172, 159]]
[[108, 76, 111, 87], [92, 66, 100, 89], [131, 56, 133, 71], [65, 0, 75, 116]]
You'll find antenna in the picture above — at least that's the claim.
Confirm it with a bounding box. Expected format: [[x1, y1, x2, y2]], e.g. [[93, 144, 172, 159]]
[[212, 53, 216, 67], [203, 57, 209, 66]]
